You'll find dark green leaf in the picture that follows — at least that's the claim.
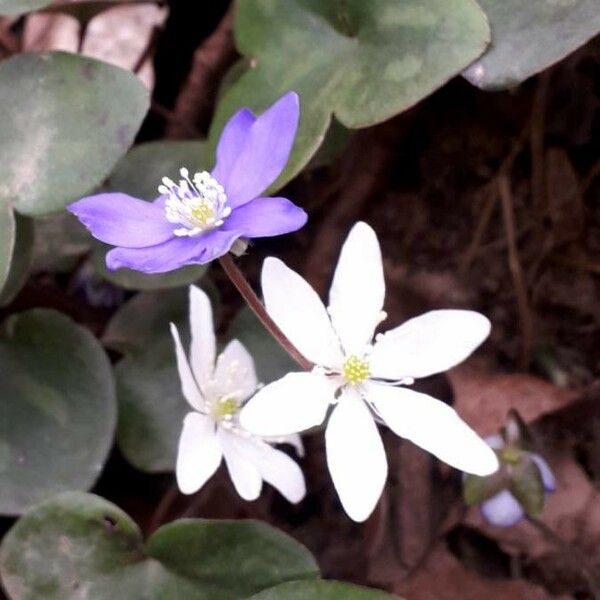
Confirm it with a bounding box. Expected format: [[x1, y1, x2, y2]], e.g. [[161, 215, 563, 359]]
[[210, 0, 489, 189], [116, 335, 187, 472], [106, 140, 210, 200], [248, 580, 398, 599], [227, 306, 297, 384], [31, 213, 91, 274], [103, 283, 219, 354], [509, 456, 545, 517], [0, 310, 116, 515], [0, 492, 319, 599], [0, 201, 15, 293], [103, 287, 189, 353], [0, 215, 34, 306], [464, 0, 600, 89], [92, 244, 207, 290], [0, 52, 149, 216]]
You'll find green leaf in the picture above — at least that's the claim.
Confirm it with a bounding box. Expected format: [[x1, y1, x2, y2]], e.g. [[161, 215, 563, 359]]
[[226, 306, 296, 384], [103, 283, 219, 354], [0, 200, 15, 293], [210, 0, 490, 189], [92, 244, 207, 290], [0, 214, 34, 306], [103, 287, 190, 354], [115, 335, 187, 472], [106, 140, 210, 200], [0, 52, 149, 216], [464, 0, 600, 90], [31, 213, 91, 274], [0, 310, 116, 515], [0, 492, 319, 599], [463, 466, 508, 506], [0, 0, 51, 15], [509, 455, 545, 517], [249, 580, 398, 600]]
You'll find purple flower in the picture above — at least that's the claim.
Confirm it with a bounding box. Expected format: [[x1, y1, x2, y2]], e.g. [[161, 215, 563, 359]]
[[480, 435, 556, 527], [68, 92, 307, 273]]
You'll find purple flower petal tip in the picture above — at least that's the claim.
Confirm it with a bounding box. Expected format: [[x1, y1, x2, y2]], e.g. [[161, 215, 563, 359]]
[[481, 490, 524, 527], [69, 91, 304, 274]]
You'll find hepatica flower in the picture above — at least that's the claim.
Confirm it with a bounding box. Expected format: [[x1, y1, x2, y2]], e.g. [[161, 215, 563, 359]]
[[171, 285, 305, 503], [68, 92, 307, 273], [240, 222, 499, 521], [469, 435, 556, 527]]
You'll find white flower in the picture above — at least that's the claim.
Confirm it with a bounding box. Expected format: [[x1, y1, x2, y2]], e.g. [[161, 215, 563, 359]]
[[171, 285, 305, 503], [240, 222, 499, 521]]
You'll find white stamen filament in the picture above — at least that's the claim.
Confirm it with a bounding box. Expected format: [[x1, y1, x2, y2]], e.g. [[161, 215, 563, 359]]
[[160, 168, 231, 237]]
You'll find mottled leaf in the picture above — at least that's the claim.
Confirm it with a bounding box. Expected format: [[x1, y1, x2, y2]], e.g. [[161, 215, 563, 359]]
[[0, 52, 149, 216], [249, 580, 398, 600], [0, 492, 319, 599], [464, 0, 600, 89], [0, 215, 34, 306], [0, 310, 116, 515], [210, 0, 490, 189]]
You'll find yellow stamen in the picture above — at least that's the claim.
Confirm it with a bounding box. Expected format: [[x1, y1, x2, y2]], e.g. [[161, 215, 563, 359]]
[[342, 355, 370, 384], [212, 396, 239, 420], [191, 201, 216, 226]]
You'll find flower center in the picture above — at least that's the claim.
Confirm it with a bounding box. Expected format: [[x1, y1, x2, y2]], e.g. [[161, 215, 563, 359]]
[[342, 355, 370, 384], [211, 396, 240, 421], [159, 168, 231, 237], [500, 446, 522, 465]]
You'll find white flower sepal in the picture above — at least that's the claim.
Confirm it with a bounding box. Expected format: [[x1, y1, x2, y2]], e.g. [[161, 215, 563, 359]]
[[240, 222, 499, 522], [171, 285, 305, 503]]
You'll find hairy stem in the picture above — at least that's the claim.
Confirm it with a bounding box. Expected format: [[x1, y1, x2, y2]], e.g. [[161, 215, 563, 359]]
[[218, 255, 312, 371]]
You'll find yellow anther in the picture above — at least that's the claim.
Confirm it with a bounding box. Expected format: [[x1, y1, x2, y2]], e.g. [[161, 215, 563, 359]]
[[212, 396, 239, 420], [191, 201, 216, 226], [342, 355, 370, 384]]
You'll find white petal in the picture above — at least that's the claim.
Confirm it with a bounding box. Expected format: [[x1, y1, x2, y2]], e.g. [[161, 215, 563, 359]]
[[219, 429, 262, 501], [170, 323, 204, 411], [241, 437, 306, 503], [176, 412, 222, 494], [239, 372, 334, 436], [328, 222, 385, 356], [530, 453, 556, 492], [262, 257, 343, 367], [189, 285, 216, 387], [485, 434, 505, 450], [325, 389, 387, 522], [366, 383, 498, 476], [213, 339, 258, 401], [370, 310, 491, 380]]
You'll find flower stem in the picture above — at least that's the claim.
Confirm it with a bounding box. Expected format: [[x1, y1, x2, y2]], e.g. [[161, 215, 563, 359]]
[[218, 255, 312, 371]]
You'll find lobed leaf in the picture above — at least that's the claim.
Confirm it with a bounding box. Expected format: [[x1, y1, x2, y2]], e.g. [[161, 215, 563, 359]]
[[0, 52, 149, 216], [464, 0, 600, 89], [0, 310, 116, 515], [0, 492, 319, 599], [210, 0, 490, 189]]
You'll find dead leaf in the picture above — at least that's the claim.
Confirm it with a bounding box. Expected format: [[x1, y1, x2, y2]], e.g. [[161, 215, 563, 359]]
[[397, 545, 567, 600], [449, 357, 576, 436]]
